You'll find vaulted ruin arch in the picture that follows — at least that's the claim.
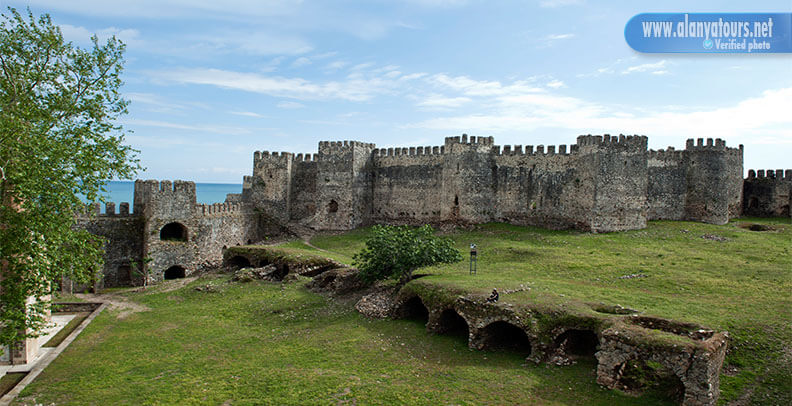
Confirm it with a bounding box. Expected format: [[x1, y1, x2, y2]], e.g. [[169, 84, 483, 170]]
[[399, 296, 429, 325], [479, 320, 532, 356], [164, 265, 186, 280], [553, 329, 599, 357], [228, 256, 251, 269], [436, 308, 469, 339], [160, 222, 188, 242]]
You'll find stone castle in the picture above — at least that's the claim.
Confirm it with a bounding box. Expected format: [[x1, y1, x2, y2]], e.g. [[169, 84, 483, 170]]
[[77, 134, 790, 288]]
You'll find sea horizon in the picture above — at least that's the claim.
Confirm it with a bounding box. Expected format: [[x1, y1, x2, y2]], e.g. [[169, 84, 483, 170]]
[[85, 180, 243, 213]]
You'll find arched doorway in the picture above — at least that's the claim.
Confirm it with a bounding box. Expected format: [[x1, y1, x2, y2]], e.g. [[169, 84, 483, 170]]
[[554, 329, 598, 357], [228, 256, 251, 269], [160, 222, 188, 241], [164, 265, 186, 280], [400, 296, 429, 324], [479, 321, 532, 356], [436, 308, 469, 338]]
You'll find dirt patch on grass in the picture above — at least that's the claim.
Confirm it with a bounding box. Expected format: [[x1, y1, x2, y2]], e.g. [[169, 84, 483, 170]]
[[738, 223, 777, 232], [155, 276, 199, 292], [75, 293, 149, 320]]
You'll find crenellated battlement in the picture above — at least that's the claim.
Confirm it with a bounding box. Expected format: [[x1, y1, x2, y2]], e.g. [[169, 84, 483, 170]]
[[374, 145, 445, 157], [294, 153, 319, 162], [747, 169, 792, 180], [318, 140, 376, 155], [134, 179, 196, 194], [684, 138, 743, 153], [493, 143, 577, 156], [253, 151, 294, 164], [81, 202, 138, 217], [576, 134, 648, 149], [197, 202, 245, 215], [648, 147, 685, 160], [444, 134, 495, 146], [242, 175, 253, 189]]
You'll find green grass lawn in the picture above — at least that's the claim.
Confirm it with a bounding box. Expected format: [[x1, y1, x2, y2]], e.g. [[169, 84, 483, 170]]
[[16, 218, 791, 405]]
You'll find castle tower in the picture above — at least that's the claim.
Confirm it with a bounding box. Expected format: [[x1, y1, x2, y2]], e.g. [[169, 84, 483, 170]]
[[743, 169, 791, 217], [683, 138, 742, 224], [248, 151, 293, 222], [441, 134, 496, 223], [576, 134, 649, 232], [313, 140, 376, 230], [133, 180, 198, 282]]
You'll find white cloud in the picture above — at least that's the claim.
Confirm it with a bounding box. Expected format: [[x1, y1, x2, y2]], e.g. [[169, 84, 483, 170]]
[[27, 0, 300, 19], [427, 74, 544, 97], [621, 60, 668, 75], [537, 33, 575, 48], [539, 0, 584, 8], [291, 57, 312, 68], [229, 111, 265, 118], [187, 31, 312, 56], [407, 85, 792, 151], [416, 95, 472, 109], [127, 93, 185, 113], [150, 67, 422, 101], [578, 57, 671, 77], [402, 0, 469, 7], [325, 61, 348, 71], [59, 24, 142, 47], [123, 118, 252, 136], [276, 101, 305, 109], [546, 80, 565, 89]]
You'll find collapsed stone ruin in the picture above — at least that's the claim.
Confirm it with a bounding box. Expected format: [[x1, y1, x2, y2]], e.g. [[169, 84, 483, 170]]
[[216, 245, 729, 406], [390, 283, 729, 406]]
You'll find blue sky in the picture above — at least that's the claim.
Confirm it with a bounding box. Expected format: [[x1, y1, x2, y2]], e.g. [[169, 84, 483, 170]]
[[5, 0, 791, 183]]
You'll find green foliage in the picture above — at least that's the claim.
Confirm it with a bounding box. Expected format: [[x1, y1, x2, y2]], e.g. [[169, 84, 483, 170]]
[[0, 8, 140, 346], [353, 224, 461, 285]]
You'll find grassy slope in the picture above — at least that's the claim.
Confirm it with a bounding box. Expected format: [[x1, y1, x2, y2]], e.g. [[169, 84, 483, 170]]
[[16, 218, 790, 405], [307, 218, 792, 405], [17, 277, 671, 405]]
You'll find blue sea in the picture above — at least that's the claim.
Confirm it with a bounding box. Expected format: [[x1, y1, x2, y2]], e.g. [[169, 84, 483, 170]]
[[88, 181, 242, 213]]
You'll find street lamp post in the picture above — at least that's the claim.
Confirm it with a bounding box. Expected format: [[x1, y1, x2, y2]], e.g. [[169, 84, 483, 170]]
[[469, 243, 477, 275]]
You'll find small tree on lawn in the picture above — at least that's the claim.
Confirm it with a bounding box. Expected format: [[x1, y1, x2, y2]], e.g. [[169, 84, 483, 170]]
[[353, 224, 462, 287]]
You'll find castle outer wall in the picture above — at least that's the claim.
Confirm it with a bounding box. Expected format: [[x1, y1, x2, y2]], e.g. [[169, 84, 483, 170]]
[[76, 134, 790, 289], [250, 135, 744, 233]]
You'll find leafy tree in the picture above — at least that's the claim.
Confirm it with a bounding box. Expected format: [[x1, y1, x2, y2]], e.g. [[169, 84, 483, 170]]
[[353, 224, 462, 286], [0, 8, 139, 348]]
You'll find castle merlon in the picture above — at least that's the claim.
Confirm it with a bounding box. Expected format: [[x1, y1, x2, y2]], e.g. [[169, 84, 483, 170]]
[[576, 134, 648, 148], [374, 145, 445, 157], [747, 169, 792, 180], [82, 202, 137, 217], [493, 143, 577, 156], [444, 134, 495, 146], [135, 179, 196, 193], [317, 140, 377, 155], [648, 148, 685, 160], [684, 138, 743, 152], [198, 202, 245, 215]]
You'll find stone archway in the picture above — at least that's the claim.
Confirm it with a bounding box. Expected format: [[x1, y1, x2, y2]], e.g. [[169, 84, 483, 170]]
[[479, 320, 532, 356], [436, 308, 469, 339], [399, 296, 429, 324], [164, 265, 186, 280], [554, 329, 598, 357], [228, 256, 251, 269], [160, 222, 188, 241]]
